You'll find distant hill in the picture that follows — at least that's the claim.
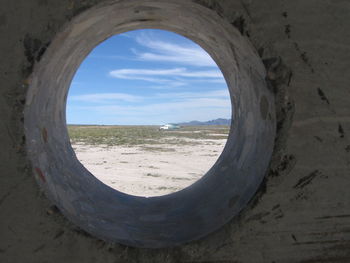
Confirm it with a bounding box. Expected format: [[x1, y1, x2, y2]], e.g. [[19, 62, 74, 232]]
[[177, 118, 231, 126]]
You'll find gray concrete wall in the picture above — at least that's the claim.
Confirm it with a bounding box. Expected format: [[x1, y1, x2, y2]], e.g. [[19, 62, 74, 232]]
[[0, 0, 349, 262]]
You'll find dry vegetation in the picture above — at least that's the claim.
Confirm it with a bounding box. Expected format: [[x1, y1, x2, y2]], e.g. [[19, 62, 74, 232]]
[[68, 125, 229, 196], [68, 125, 229, 147]]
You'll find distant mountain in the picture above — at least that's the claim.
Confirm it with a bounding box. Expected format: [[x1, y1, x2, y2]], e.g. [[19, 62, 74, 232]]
[[177, 118, 231, 126]]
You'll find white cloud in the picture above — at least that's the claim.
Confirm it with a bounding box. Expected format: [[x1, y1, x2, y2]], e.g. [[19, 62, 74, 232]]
[[69, 89, 229, 104], [109, 67, 224, 84], [67, 31, 230, 125], [107, 32, 227, 87], [201, 79, 227, 84], [67, 91, 232, 125], [69, 93, 142, 103], [88, 54, 129, 60], [134, 33, 217, 67], [154, 89, 229, 100], [148, 82, 187, 89], [75, 97, 231, 122]]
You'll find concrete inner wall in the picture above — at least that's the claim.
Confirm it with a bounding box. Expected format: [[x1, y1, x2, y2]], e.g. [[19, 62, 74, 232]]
[[0, 0, 349, 262], [24, 0, 277, 248]]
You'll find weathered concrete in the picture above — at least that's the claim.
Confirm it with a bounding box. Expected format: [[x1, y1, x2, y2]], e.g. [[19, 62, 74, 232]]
[[23, 0, 275, 248], [1, 0, 349, 262]]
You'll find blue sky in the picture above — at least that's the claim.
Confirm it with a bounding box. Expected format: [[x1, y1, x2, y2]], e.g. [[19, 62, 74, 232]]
[[66, 29, 231, 125]]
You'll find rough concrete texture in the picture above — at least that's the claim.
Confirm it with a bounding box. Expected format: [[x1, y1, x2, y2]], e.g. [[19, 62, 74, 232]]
[[23, 0, 275, 248], [0, 0, 349, 262]]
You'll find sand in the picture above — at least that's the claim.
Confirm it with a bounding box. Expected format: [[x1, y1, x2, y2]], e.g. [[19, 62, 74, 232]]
[[72, 138, 227, 197]]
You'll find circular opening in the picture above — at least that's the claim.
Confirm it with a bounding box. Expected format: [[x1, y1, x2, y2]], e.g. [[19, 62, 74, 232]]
[[66, 29, 231, 197], [24, 0, 275, 248]]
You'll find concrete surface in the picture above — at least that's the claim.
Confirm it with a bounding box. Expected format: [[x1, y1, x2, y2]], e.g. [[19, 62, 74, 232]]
[[0, 0, 349, 262], [23, 0, 275, 248]]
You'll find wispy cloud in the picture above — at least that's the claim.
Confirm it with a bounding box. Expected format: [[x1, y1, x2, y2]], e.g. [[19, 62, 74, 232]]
[[109, 67, 224, 84], [69, 89, 229, 104], [67, 30, 230, 125], [69, 93, 142, 103], [148, 82, 187, 89], [134, 32, 217, 67], [68, 88, 231, 125], [154, 89, 229, 100], [91, 98, 230, 113], [70, 97, 231, 124], [88, 54, 129, 60]]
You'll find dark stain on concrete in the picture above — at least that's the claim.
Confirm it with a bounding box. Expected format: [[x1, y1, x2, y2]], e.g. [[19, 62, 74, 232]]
[[338, 124, 345, 138], [65, 2, 97, 21], [247, 56, 294, 212], [246, 211, 270, 222], [281, 155, 296, 172], [22, 35, 50, 75], [270, 154, 296, 177], [53, 229, 65, 239], [262, 56, 279, 70], [317, 88, 330, 104], [294, 170, 320, 189], [302, 255, 350, 263], [72, 5, 92, 18], [193, 0, 224, 18], [345, 145, 350, 152], [271, 204, 284, 219], [294, 191, 308, 201], [296, 239, 347, 246], [314, 136, 323, 142], [36, 41, 50, 62], [135, 18, 157, 22], [23, 34, 42, 74], [46, 205, 60, 215], [263, 57, 292, 86], [291, 234, 297, 242], [300, 52, 308, 64], [232, 16, 246, 35], [293, 42, 315, 73], [287, 71, 293, 86], [260, 95, 269, 120], [23, 35, 41, 59], [42, 127, 48, 143], [282, 11, 288, 18], [33, 244, 46, 253], [95, 240, 108, 250], [316, 214, 350, 220], [284, 24, 291, 38], [275, 214, 284, 219], [272, 204, 280, 211], [247, 177, 267, 209], [73, 227, 94, 239]]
